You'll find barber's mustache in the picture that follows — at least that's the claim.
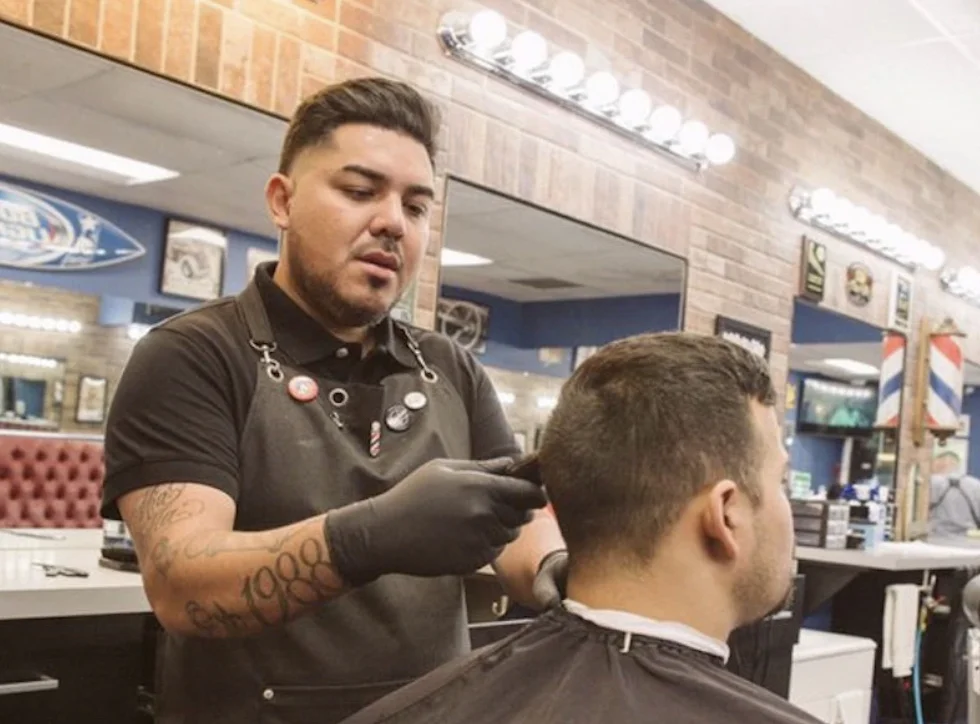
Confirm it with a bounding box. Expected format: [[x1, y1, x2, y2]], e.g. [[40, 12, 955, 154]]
[[352, 236, 403, 268]]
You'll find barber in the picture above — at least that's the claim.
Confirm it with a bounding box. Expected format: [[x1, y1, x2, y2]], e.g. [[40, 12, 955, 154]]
[[100, 77, 567, 724]]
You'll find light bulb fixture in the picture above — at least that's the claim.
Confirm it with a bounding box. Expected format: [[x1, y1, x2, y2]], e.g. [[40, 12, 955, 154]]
[[941, 266, 980, 308], [0, 352, 60, 369], [437, 10, 736, 171], [788, 186, 946, 271], [0, 311, 82, 333]]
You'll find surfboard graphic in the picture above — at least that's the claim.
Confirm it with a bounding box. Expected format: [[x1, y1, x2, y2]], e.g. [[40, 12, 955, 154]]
[[0, 181, 146, 270]]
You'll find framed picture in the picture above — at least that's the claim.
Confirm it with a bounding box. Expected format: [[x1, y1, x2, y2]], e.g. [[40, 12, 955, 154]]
[[160, 220, 227, 301], [246, 246, 278, 281], [436, 297, 489, 354], [714, 315, 772, 361], [75, 375, 107, 424]]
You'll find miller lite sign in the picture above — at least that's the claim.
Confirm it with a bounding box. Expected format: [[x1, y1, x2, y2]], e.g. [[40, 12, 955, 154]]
[[0, 182, 146, 271]]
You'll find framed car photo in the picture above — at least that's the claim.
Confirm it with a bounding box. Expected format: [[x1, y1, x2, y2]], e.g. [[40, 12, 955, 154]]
[[160, 219, 227, 301]]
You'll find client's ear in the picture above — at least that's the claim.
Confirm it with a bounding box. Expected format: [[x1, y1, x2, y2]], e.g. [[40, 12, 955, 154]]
[[701, 480, 744, 561]]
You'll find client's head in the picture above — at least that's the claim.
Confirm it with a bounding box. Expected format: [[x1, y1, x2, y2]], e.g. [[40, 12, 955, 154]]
[[539, 332, 793, 632]]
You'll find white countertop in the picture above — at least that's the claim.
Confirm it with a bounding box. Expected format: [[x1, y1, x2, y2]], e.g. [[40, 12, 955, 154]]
[[0, 528, 149, 621], [795, 539, 980, 571]]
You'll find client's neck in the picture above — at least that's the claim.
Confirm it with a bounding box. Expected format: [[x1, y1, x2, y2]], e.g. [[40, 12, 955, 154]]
[[564, 549, 738, 644]]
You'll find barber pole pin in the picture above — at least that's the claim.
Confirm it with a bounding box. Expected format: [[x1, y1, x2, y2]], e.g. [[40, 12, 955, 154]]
[[369, 421, 381, 458], [874, 333, 905, 429], [927, 331, 964, 431]]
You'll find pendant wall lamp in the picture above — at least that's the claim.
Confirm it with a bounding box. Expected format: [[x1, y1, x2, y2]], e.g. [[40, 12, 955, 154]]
[[436, 9, 736, 172], [788, 186, 946, 272], [940, 266, 980, 308]]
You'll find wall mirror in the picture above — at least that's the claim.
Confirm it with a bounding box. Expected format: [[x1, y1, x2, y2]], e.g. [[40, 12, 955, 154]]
[[787, 299, 906, 509], [0, 24, 285, 432], [932, 360, 980, 481], [439, 178, 687, 447], [0, 350, 66, 430]]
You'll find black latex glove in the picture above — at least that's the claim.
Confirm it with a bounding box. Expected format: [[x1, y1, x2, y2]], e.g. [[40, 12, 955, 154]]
[[325, 458, 548, 586], [531, 549, 569, 610]]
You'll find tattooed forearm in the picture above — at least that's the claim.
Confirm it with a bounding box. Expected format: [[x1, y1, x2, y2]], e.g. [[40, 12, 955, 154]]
[[185, 600, 249, 637], [181, 527, 300, 560], [150, 537, 178, 578]]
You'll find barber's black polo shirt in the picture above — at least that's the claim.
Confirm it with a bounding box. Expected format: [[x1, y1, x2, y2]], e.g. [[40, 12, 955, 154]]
[[100, 261, 519, 520]]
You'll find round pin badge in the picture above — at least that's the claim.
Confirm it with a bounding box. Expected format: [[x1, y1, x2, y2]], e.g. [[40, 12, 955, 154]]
[[385, 404, 412, 432], [288, 375, 319, 402], [403, 391, 428, 411]]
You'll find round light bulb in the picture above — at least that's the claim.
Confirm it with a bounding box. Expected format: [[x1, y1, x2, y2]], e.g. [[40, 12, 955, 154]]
[[677, 120, 709, 155], [850, 207, 872, 237], [509, 30, 547, 72], [704, 133, 736, 165], [547, 51, 585, 89], [617, 88, 652, 127], [468, 9, 507, 51], [809, 188, 835, 216], [922, 243, 945, 271], [960, 266, 980, 289], [866, 214, 888, 242], [584, 71, 620, 107], [830, 197, 855, 229], [882, 223, 903, 251], [645, 105, 682, 143]]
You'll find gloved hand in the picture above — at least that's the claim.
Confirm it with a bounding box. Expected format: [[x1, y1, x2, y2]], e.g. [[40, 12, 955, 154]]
[[325, 458, 548, 586], [531, 549, 568, 610]]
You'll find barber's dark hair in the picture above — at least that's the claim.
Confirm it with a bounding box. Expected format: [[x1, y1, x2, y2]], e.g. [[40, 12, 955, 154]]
[[278, 77, 440, 173], [539, 332, 776, 569]]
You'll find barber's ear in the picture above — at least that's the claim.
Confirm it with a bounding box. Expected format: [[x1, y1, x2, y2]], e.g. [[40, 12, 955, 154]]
[[701, 480, 742, 561], [265, 173, 293, 230]]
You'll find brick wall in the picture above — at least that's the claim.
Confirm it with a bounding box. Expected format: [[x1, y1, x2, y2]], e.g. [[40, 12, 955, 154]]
[[6, 0, 980, 530]]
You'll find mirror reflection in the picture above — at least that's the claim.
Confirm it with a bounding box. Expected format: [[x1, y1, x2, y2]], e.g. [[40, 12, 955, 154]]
[[439, 179, 686, 447], [927, 360, 980, 538], [787, 299, 904, 548], [0, 349, 66, 430]]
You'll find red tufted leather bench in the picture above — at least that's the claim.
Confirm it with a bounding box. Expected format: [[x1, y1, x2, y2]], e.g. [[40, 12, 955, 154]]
[[0, 434, 105, 528]]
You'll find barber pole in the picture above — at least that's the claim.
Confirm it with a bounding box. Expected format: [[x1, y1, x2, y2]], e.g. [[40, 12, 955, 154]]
[[875, 333, 905, 428], [927, 331, 964, 431]]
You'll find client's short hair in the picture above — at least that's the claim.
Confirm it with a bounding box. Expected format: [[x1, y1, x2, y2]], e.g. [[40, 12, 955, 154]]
[[539, 332, 776, 568]]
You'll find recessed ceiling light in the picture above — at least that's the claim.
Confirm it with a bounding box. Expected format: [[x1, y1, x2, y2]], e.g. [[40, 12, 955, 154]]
[[821, 358, 879, 376], [441, 248, 493, 267], [0, 122, 179, 186]]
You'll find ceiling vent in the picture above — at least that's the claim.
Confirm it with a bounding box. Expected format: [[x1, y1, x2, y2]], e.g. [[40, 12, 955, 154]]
[[508, 277, 581, 290]]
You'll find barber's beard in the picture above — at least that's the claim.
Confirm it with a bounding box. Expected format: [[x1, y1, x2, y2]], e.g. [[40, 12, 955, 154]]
[[287, 234, 394, 330]]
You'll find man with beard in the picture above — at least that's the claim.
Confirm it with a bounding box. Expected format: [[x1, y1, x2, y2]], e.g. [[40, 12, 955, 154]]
[[100, 78, 566, 724], [341, 333, 822, 724]]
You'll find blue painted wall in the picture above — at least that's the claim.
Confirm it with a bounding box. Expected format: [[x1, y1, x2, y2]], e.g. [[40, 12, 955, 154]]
[[0, 174, 277, 313], [792, 299, 883, 344], [441, 285, 682, 378], [964, 387, 980, 478]]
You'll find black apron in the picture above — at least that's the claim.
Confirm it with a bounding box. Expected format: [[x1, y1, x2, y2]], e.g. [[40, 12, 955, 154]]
[[156, 283, 473, 724]]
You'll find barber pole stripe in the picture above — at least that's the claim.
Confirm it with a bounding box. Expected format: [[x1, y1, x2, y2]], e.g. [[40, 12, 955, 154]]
[[369, 421, 381, 458], [927, 334, 964, 429], [875, 333, 905, 428]]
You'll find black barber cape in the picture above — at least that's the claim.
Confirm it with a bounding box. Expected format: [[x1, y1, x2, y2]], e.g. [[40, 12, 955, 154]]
[[340, 605, 822, 724]]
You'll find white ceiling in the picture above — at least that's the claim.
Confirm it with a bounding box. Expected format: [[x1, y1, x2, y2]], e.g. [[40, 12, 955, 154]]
[[791, 340, 980, 386], [700, 0, 980, 195], [442, 180, 684, 302]]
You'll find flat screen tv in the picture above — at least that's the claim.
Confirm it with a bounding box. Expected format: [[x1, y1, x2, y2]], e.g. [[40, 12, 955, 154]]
[[796, 376, 878, 437]]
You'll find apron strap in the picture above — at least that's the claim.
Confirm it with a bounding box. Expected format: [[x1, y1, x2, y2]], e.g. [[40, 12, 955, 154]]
[[239, 280, 277, 346]]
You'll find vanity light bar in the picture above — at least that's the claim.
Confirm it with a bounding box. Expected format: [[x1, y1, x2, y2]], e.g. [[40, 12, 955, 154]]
[[0, 312, 82, 333], [0, 352, 59, 369], [437, 10, 736, 172], [940, 266, 980, 308], [788, 186, 945, 271]]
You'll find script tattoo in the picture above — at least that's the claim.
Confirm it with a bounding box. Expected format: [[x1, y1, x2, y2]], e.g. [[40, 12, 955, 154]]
[[132, 484, 206, 537], [240, 537, 344, 627], [150, 537, 178, 578], [182, 528, 299, 560], [186, 600, 249, 638]]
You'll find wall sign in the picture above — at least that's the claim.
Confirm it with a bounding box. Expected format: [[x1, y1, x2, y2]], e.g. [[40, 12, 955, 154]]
[[714, 315, 772, 361], [0, 182, 146, 270], [799, 236, 826, 302], [846, 263, 873, 307], [888, 270, 913, 332]]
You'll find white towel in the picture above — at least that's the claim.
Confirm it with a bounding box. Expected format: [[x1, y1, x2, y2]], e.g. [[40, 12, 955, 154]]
[[882, 583, 919, 678]]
